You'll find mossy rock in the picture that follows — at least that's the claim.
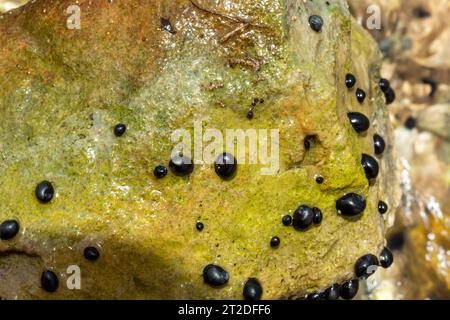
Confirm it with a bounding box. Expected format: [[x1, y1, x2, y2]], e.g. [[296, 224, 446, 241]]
[[0, 0, 399, 299]]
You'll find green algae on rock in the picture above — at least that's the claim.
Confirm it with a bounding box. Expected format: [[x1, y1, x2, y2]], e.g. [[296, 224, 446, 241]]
[[0, 0, 398, 299]]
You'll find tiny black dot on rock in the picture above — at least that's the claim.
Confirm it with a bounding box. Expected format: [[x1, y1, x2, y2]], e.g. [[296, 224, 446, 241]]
[[373, 134, 386, 155], [361, 154, 380, 180], [380, 247, 394, 268], [378, 201, 388, 214], [270, 236, 280, 248], [348, 112, 370, 134], [304, 135, 317, 151], [315, 176, 324, 184], [282, 215, 293, 226], [169, 155, 194, 176], [308, 15, 323, 32], [356, 88, 366, 103], [336, 193, 367, 217], [196, 222, 204, 231], [385, 87, 396, 104], [203, 264, 229, 287], [160, 17, 176, 34], [247, 110, 254, 120], [345, 73, 356, 89], [214, 153, 237, 180], [312, 207, 323, 225], [0, 220, 20, 240], [339, 279, 359, 300], [41, 270, 59, 293], [354, 254, 379, 278], [114, 123, 127, 137], [35, 181, 54, 204], [84, 246, 100, 261], [293, 205, 314, 230], [243, 278, 263, 300], [323, 284, 340, 300], [379, 78, 390, 93], [154, 165, 168, 179]]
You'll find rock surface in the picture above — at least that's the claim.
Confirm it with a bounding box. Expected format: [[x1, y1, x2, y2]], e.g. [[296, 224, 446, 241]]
[[0, 0, 398, 299]]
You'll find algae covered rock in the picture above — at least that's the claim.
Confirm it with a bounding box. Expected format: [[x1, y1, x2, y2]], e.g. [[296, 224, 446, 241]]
[[0, 0, 398, 299]]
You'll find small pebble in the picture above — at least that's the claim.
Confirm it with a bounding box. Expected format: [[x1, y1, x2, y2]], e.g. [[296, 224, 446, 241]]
[[293, 205, 314, 230], [35, 181, 54, 204], [153, 165, 168, 179], [307, 292, 323, 300], [282, 215, 293, 226], [379, 247, 394, 268], [356, 88, 366, 103], [160, 17, 176, 34], [379, 78, 390, 93], [215, 153, 237, 179], [405, 116, 417, 130], [203, 264, 229, 287], [308, 15, 323, 32], [41, 270, 59, 293], [243, 278, 263, 301], [348, 112, 370, 133], [339, 279, 359, 300], [315, 176, 324, 184], [0, 220, 20, 240], [373, 134, 386, 155], [361, 154, 380, 180], [169, 155, 194, 177], [354, 254, 379, 278], [336, 193, 366, 217], [323, 284, 340, 300], [114, 123, 127, 137], [312, 207, 323, 225], [385, 88, 396, 105], [84, 247, 100, 261], [345, 74, 356, 89], [378, 201, 388, 214], [270, 236, 280, 248], [196, 222, 204, 231]]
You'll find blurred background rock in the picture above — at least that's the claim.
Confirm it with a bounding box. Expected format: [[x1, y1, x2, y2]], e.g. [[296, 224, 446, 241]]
[[349, 0, 450, 300], [1, 0, 449, 300]]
